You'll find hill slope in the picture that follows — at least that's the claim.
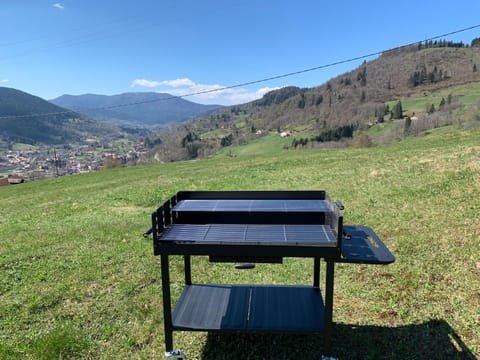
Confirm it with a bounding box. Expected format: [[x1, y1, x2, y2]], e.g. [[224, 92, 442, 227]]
[[150, 43, 480, 161], [216, 45, 480, 133], [1, 127, 479, 359], [50, 92, 223, 126], [0, 87, 125, 145]]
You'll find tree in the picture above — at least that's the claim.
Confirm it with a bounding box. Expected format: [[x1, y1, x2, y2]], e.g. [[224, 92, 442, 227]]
[[220, 134, 233, 147], [391, 101, 403, 119], [181, 131, 199, 147], [144, 136, 162, 149], [439, 97, 446, 109], [447, 93, 453, 105], [404, 116, 412, 135], [291, 138, 308, 148], [420, 65, 427, 83], [357, 67, 367, 87], [376, 105, 386, 123], [185, 143, 200, 159], [298, 94, 306, 109], [360, 90, 366, 103], [313, 125, 354, 142], [427, 103, 435, 114], [474, 64, 478, 72], [408, 71, 422, 87]]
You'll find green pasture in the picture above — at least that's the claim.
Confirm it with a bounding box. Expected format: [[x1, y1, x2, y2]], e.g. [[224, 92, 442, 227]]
[[1, 127, 479, 359], [388, 82, 480, 115], [215, 132, 294, 158], [10, 143, 39, 152]]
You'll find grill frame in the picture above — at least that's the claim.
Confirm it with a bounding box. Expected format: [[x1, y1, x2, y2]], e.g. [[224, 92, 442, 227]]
[[152, 190, 343, 258], [150, 190, 394, 358]]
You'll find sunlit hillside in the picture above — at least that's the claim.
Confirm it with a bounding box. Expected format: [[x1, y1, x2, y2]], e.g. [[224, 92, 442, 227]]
[[1, 126, 479, 359]]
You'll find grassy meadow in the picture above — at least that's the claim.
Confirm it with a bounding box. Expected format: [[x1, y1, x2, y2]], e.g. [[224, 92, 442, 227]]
[[1, 127, 479, 359], [387, 82, 480, 115]]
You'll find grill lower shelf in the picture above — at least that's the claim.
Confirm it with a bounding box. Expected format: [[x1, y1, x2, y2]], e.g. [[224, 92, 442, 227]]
[[172, 284, 325, 332]]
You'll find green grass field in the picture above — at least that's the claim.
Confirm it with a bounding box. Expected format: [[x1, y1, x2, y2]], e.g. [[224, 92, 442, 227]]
[[386, 82, 480, 116], [1, 127, 479, 359]]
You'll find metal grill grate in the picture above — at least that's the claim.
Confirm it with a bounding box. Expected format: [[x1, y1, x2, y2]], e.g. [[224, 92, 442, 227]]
[[160, 224, 337, 247], [173, 199, 332, 212]]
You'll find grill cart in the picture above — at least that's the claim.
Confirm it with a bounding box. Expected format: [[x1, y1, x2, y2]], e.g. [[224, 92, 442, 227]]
[[148, 191, 395, 359]]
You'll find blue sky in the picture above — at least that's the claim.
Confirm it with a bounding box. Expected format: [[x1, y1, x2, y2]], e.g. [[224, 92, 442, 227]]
[[1, 0, 479, 105]]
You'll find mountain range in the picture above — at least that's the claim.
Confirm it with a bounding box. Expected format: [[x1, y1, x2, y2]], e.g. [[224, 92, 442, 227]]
[[50, 92, 223, 127], [0, 88, 222, 146], [2, 39, 480, 151]]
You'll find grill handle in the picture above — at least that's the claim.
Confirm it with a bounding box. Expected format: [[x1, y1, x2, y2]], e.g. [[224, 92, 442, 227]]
[[335, 200, 345, 210], [234, 263, 255, 269], [143, 227, 153, 238]]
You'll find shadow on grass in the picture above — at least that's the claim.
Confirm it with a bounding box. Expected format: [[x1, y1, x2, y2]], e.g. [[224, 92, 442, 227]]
[[201, 320, 475, 360]]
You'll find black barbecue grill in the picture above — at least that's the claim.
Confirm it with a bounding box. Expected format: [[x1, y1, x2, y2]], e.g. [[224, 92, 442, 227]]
[[149, 190, 395, 359]]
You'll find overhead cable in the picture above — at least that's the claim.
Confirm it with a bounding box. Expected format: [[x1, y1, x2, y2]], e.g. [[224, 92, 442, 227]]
[[1, 23, 479, 120]]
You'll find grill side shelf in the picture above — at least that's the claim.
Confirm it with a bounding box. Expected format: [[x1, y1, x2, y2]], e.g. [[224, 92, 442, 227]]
[[338, 225, 395, 264]]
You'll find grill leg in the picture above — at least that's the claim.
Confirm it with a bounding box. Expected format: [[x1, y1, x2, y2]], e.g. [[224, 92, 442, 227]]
[[313, 257, 320, 288], [161, 255, 173, 352], [184, 255, 192, 285], [324, 259, 335, 357]]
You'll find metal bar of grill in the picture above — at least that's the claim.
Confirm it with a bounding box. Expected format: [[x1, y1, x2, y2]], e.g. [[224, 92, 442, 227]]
[[173, 199, 332, 212], [159, 224, 337, 247]]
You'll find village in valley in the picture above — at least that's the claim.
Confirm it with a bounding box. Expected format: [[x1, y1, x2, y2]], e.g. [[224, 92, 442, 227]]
[[0, 139, 149, 185]]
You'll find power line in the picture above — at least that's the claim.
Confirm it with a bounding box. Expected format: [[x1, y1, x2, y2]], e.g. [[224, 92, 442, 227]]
[[0, 13, 153, 56], [1, 23, 480, 120], [0, 15, 143, 48], [0, 21, 150, 63]]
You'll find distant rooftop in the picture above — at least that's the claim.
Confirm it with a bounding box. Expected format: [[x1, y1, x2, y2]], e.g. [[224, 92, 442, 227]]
[[0, 175, 24, 186]]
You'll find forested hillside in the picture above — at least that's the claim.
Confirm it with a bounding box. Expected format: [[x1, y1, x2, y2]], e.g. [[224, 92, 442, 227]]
[[147, 39, 480, 162], [0, 87, 129, 146]]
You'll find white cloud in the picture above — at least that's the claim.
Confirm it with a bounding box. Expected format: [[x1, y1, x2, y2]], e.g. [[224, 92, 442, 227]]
[[159, 78, 195, 88], [53, 3, 64, 10], [1, 79, 9, 83], [131, 79, 161, 88], [131, 77, 282, 105]]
